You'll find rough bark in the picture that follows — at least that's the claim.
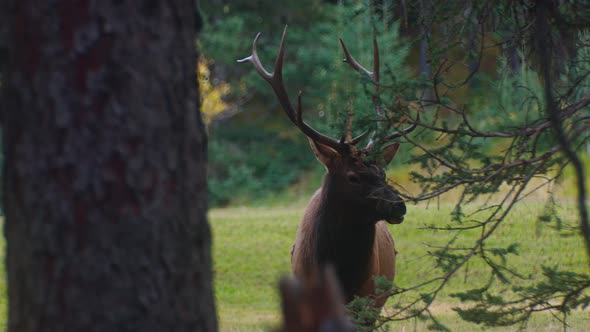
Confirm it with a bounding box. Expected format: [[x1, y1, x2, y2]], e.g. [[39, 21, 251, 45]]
[[0, 1, 217, 331]]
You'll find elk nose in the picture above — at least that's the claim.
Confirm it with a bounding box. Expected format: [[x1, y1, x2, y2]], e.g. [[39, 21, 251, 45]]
[[388, 201, 406, 224], [398, 201, 407, 216]]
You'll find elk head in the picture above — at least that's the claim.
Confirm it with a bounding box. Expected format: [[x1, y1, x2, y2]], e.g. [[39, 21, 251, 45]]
[[309, 138, 406, 224], [238, 27, 416, 225]]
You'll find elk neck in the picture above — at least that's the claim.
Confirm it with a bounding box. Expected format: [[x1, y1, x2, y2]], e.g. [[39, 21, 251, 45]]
[[313, 174, 377, 301]]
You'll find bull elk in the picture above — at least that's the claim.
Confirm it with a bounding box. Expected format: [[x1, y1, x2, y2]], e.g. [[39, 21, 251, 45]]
[[238, 27, 416, 311]]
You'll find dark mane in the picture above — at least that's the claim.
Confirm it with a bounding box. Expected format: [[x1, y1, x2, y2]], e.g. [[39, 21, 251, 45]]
[[314, 176, 377, 301]]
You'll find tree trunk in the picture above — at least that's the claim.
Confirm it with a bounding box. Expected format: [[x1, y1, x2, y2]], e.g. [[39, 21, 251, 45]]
[[418, 0, 433, 102], [0, 1, 217, 331]]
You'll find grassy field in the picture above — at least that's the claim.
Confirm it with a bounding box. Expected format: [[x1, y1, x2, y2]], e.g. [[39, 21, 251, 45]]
[[211, 200, 590, 331], [0, 198, 586, 331]]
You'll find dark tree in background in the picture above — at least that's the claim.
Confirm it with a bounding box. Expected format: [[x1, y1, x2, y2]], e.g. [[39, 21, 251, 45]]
[[0, 1, 216, 331]]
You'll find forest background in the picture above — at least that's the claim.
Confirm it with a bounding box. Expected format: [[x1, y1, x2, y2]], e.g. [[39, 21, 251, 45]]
[[201, 0, 590, 331]]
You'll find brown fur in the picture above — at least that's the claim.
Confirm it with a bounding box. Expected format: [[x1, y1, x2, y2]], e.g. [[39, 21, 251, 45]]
[[291, 189, 397, 309], [276, 267, 355, 332]]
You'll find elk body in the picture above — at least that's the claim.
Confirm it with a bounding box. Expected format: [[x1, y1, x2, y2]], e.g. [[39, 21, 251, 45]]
[[290, 154, 404, 308], [239, 27, 415, 310]]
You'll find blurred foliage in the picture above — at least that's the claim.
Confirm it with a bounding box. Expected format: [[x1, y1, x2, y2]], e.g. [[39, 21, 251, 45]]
[[201, 0, 413, 206], [208, 117, 311, 206], [200, 0, 335, 206], [198, 56, 230, 124]]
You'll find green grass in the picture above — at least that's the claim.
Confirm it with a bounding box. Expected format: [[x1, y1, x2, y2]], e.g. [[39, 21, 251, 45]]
[[211, 207, 296, 331], [211, 200, 590, 331], [0, 198, 586, 331]]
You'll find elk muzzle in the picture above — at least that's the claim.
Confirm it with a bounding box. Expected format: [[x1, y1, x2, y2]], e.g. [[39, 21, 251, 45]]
[[388, 201, 406, 224], [373, 187, 406, 224]]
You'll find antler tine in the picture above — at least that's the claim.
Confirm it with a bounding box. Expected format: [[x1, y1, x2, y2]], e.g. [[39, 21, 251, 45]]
[[363, 112, 420, 152], [339, 38, 375, 80], [274, 26, 287, 82], [295, 91, 344, 148], [340, 34, 383, 148], [296, 91, 303, 125], [350, 130, 370, 145], [344, 100, 372, 147], [382, 112, 420, 140], [372, 32, 380, 88], [371, 33, 383, 119], [345, 102, 354, 142], [237, 28, 291, 122], [238, 27, 343, 151], [237, 33, 272, 81]]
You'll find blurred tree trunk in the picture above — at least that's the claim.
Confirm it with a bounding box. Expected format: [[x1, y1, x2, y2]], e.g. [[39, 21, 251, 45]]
[[418, 0, 431, 80], [418, 0, 433, 102], [464, 2, 479, 88], [505, 39, 522, 75], [0, 1, 217, 331]]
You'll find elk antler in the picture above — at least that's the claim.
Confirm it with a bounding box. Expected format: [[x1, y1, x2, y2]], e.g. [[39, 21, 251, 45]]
[[340, 33, 381, 118], [238, 27, 346, 153], [340, 34, 418, 151]]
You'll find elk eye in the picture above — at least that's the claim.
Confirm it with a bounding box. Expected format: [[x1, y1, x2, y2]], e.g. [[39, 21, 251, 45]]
[[347, 173, 361, 184]]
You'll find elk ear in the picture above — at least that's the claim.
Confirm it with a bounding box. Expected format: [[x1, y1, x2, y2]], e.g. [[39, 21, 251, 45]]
[[308, 138, 341, 170], [379, 142, 400, 167]]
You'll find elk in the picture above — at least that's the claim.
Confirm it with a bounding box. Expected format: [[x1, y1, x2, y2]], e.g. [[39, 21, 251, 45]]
[[276, 266, 355, 332], [238, 27, 416, 310]]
